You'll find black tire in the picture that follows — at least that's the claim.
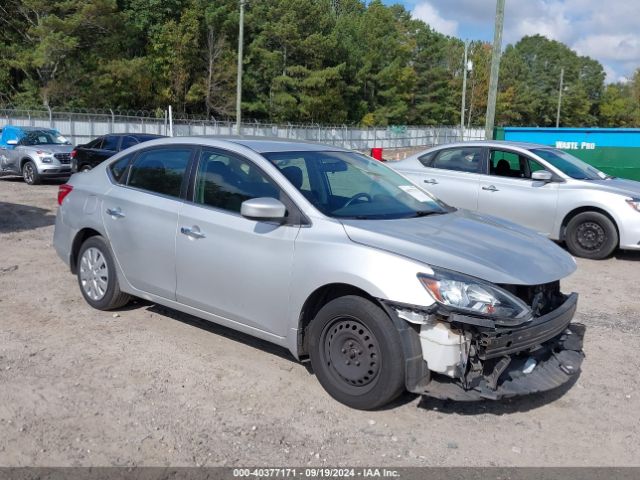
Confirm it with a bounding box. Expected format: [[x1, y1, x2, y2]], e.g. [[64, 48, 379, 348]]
[[80, 164, 92, 172], [77, 236, 131, 310], [22, 160, 41, 185], [565, 211, 618, 260], [308, 295, 405, 410]]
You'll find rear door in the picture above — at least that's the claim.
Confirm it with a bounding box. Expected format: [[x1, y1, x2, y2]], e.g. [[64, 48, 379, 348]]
[[175, 147, 300, 336], [478, 148, 559, 236], [400, 147, 486, 210], [102, 146, 194, 299]]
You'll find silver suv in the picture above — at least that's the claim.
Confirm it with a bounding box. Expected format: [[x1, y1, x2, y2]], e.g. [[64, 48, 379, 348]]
[[53, 137, 585, 409], [0, 126, 73, 184]]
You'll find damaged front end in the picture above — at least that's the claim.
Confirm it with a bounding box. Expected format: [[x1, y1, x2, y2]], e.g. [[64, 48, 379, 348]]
[[382, 274, 585, 401]]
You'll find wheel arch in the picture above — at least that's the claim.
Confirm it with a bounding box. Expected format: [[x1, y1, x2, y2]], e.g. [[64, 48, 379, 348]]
[[20, 157, 34, 169], [560, 206, 620, 244], [70, 228, 103, 274], [296, 283, 379, 358], [295, 282, 429, 393]]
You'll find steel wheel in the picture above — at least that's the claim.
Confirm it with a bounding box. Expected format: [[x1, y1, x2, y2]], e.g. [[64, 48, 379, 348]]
[[576, 221, 605, 251], [308, 295, 405, 410], [320, 317, 381, 391], [565, 211, 618, 260], [79, 247, 109, 301]]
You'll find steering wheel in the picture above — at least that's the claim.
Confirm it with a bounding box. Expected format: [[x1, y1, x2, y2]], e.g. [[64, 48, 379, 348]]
[[343, 192, 372, 208]]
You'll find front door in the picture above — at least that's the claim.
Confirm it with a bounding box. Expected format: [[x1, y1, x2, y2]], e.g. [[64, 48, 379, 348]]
[[102, 146, 193, 298], [175, 148, 299, 336], [478, 149, 559, 236]]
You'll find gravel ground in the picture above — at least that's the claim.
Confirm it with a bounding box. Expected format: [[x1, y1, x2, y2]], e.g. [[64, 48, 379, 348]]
[[1, 176, 639, 467]]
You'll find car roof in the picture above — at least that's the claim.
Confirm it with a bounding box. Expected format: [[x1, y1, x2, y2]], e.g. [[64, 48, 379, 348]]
[[103, 133, 166, 138], [194, 136, 351, 154], [2, 125, 57, 132], [423, 140, 551, 151]]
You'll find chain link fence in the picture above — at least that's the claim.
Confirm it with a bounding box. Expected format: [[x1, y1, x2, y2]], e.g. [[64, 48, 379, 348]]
[[0, 107, 485, 150]]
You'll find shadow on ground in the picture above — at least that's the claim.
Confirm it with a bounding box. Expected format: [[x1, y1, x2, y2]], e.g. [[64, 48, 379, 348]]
[[0, 200, 56, 234]]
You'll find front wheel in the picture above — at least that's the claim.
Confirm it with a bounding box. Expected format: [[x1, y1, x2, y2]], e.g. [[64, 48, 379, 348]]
[[565, 211, 618, 260], [77, 236, 131, 310], [308, 296, 405, 410], [22, 160, 41, 185]]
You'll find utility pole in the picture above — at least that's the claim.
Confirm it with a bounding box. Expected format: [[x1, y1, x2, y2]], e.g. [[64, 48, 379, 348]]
[[235, 0, 245, 135], [460, 40, 469, 140], [484, 0, 505, 140], [556, 67, 564, 128]]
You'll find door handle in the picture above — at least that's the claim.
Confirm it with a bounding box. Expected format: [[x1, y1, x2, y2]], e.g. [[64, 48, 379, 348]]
[[423, 178, 439, 185], [106, 207, 125, 218], [482, 185, 499, 192], [181, 226, 206, 239]]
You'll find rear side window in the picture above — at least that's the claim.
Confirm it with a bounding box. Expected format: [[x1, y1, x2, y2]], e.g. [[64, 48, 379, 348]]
[[417, 151, 436, 167], [102, 136, 120, 151], [86, 137, 103, 149], [109, 154, 133, 183], [121, 136, 139, 150], [433, 148, 484, 173], [127, 148, 191, 197]]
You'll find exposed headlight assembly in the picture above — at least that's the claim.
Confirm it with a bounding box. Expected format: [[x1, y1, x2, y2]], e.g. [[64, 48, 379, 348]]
[[626, 198, 640, 212], [418, 268, 531, 325]]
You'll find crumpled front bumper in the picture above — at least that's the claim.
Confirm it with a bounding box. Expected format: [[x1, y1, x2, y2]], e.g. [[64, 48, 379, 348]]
[[420, 322, 585, 401]]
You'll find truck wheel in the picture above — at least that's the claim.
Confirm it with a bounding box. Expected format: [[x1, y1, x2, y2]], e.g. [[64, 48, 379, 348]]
[[22, 160, 41, 185], [80, 165, 92, 172], [308, 295, 405, 410], [565, 211, 618, 260], [77, 236, 131, 310]]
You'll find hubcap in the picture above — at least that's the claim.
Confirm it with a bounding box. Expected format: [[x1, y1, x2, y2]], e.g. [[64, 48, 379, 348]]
[[576, 221, 606, 251], [79, 247, 109, 301], [23, 164, 34, 183], [321, 318, 380, 387]]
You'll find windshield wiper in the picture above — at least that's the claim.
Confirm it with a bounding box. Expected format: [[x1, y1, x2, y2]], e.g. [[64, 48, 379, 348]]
[[411, 210, 443, 218]]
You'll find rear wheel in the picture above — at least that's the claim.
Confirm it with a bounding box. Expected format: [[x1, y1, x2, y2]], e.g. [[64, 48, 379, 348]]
[[565, 211, 618, 260], [80, 164, 92, 172], [22, 160, 41, 185], [308, 296, 405, 410], [77, 236, 131, 310]]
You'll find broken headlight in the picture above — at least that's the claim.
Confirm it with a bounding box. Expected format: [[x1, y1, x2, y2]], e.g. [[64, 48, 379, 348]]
[[418, 268, 531, 323]]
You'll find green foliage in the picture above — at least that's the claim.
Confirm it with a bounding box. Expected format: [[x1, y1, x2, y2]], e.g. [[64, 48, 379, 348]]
[[0, 1, 636, 127]]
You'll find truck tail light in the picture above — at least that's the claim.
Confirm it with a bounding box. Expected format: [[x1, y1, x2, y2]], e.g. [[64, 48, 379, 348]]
[[58, 184, 73, 205], [70, 150, 77, 158]]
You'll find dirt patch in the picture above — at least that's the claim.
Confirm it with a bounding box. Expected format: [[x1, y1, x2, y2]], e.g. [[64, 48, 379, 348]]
[[0, 177, 639, 467]]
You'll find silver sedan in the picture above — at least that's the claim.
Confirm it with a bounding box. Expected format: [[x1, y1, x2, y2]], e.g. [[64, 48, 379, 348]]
[[393, 141, 640, 259], [53, 137, 584, 408]]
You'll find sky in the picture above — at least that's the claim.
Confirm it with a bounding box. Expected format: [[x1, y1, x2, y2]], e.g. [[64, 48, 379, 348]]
[[387, 0, 640, 83]]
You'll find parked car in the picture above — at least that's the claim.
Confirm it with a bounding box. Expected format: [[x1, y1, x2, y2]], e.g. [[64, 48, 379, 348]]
[[0, 125, 73, 184], [71, 133, 165, 173], [392, 141, 640, 260], [53, 137, 584, 409]]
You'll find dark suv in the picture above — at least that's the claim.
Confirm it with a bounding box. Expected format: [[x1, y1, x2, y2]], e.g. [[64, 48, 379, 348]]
[[71, 133, 164, 172]]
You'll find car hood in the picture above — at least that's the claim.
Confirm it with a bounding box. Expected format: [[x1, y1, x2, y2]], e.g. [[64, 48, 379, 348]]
[[581, 177, 640, 198], [341, 210, 577, 285], [26, 144, 74, 154]]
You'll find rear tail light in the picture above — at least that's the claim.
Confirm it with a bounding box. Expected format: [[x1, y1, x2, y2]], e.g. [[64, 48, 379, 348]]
[[58, 184, 73, 205], [70, 150, 77, 158]]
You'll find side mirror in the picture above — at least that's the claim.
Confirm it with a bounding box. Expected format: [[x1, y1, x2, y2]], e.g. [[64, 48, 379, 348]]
[[241, 197, 286, 221], [532, 170, 553, 182]]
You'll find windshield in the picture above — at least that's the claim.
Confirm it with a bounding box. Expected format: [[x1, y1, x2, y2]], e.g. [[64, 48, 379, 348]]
[[530, 148, 608, 180], [264, 150, 450, 219], [22, 130, 70, 146]]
